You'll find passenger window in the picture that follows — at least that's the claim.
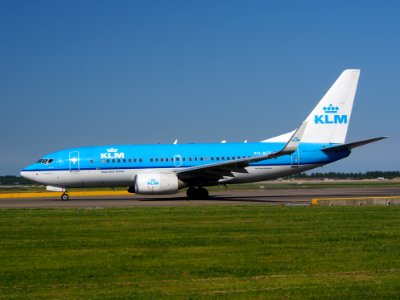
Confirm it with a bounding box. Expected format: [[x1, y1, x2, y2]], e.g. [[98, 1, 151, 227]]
[[123, 159, 126, 163], [189, 157, 192, 161], [112, 159, 115, 163], [101, 159, 105, 163], [139, 158, 142, 162], [160, 158, 163, 162], [155, 158, 158, 162], [216, 157, 220, 160], [90, 160, 94, 163], [166, 158, 169, 162], [150, 158, 153, 162], [194, 157, 197, 161], [200, 157, 203, 161], [211, 157, 214, 160], [221, 157, 225, 160], [107, 159, 110, 163], [117, 159, 121, 163]]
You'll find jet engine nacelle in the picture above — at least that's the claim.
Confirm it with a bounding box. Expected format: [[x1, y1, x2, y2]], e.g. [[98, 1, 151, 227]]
[[134, 172, 183, 195]]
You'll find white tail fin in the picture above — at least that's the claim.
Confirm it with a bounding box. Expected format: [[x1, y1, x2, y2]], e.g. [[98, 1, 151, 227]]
[[301, 69, 360, 144]]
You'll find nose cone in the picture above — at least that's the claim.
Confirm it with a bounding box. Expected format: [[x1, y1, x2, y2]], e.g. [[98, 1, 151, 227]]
[[20, 170, 34, 181], [20, 164, 38, 181]]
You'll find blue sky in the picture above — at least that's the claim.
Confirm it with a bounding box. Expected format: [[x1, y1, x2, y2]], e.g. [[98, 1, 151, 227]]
[[1, 0, 399, 175]]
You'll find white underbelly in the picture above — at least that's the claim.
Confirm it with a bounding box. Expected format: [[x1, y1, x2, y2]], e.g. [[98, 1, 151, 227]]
[[220, 164, 320, 184]]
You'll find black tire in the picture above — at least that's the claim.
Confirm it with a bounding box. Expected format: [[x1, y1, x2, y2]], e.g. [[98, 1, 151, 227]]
[[61, 193, 69, 201], [198, 187, 209, 199], [186, 187, 198, 199]]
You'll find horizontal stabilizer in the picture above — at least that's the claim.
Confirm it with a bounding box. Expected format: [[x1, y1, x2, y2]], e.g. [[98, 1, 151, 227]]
[[321, 136, 388, 153]]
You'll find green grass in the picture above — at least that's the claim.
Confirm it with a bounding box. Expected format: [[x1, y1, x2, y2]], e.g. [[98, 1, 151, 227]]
[[1, 206, 400, 299]]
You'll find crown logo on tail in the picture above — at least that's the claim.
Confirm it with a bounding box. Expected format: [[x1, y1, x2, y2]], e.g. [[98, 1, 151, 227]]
[[323, 104, 339, 114], [314, 103, 348, 125]]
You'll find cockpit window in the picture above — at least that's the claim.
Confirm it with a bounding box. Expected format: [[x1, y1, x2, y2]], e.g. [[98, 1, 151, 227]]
[[37, 158, 54, 164]]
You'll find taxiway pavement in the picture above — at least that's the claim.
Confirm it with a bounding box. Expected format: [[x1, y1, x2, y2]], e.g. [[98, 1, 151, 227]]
[[0, 187, 399, 209]]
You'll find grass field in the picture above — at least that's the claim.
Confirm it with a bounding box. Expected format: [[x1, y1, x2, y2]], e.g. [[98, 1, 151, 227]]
[[1, 206, 400, 299]]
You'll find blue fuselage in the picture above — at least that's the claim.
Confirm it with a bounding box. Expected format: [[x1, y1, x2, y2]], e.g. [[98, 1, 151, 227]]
[[21, 142, 350, 189]]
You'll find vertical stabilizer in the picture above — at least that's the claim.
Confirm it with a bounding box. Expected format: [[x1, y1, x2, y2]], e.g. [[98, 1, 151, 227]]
[[301, 69, 360, 144]]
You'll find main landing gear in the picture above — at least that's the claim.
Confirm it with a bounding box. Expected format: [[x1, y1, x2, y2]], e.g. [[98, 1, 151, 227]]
[[61, 192, 69, 201], [186, 187, 209, 199]]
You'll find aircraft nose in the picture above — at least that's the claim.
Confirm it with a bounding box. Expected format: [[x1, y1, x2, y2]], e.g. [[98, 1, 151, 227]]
[[20, 169, 35, 181], [20, 170, 29, 179]]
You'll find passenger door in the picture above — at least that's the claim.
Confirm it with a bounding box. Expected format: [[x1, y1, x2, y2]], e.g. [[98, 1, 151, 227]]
[[69, 151, 80, 172]]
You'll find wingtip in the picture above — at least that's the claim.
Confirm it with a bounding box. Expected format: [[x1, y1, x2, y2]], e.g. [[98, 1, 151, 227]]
[[375, 136, 390, 141]]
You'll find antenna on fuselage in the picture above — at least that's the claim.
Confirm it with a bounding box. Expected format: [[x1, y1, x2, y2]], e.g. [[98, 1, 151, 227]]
[[173, 139, 178, 145]]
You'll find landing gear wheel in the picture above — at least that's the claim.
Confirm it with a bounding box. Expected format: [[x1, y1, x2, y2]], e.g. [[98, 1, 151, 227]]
[[186, 187, 209, 199], [186, 187, 198, 199], [61, 193, 69, 201], [198, 187, 209, 199]]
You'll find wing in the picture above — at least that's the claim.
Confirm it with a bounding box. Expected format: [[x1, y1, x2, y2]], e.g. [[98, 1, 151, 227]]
[[175, 121, 308, 184]]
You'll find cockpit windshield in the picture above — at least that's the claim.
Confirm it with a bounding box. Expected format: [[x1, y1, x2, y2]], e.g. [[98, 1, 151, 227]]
[[37, 158, 54, 164]]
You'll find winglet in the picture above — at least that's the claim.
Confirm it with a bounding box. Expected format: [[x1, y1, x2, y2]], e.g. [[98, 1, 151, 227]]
[[279, 121, 308, 155]]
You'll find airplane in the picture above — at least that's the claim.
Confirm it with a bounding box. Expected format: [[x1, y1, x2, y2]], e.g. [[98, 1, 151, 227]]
[[21, 69, 387, 201]]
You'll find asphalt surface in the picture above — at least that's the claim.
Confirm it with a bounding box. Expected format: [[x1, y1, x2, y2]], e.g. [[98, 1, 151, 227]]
[[1, 187, 399, 209]]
